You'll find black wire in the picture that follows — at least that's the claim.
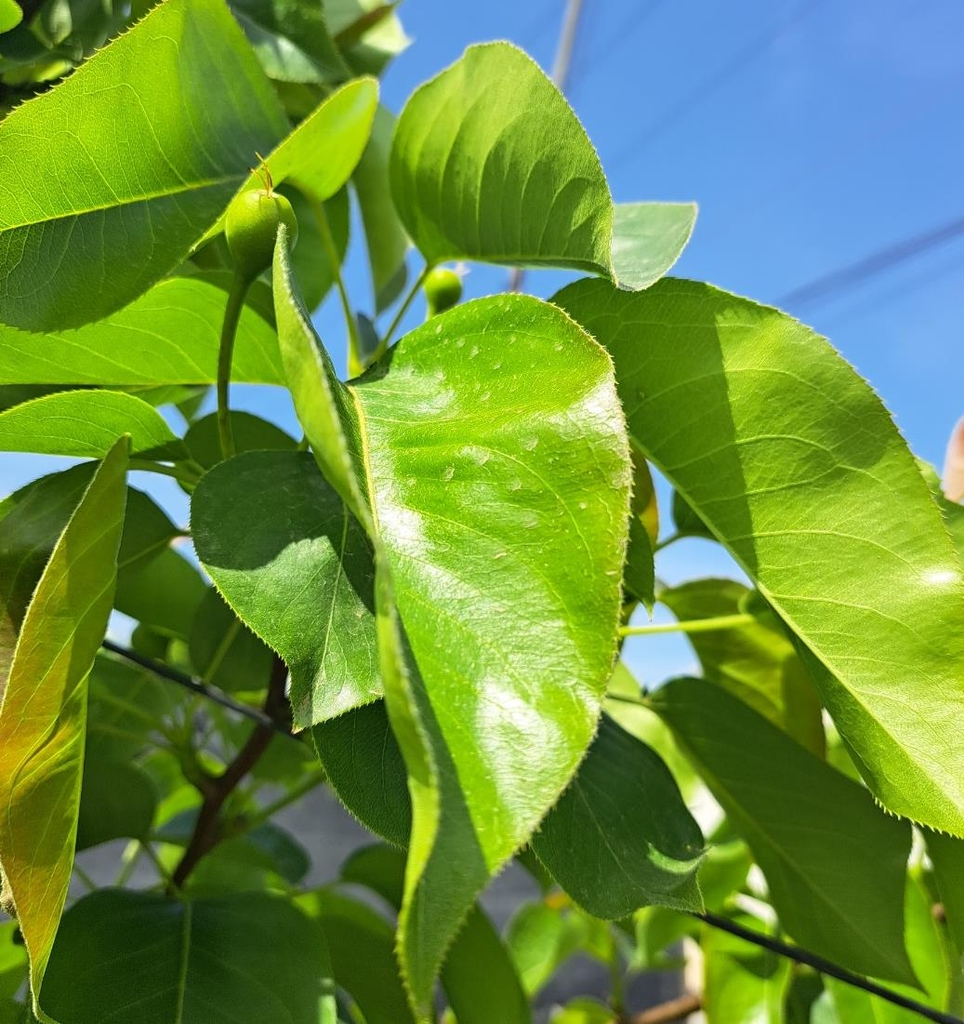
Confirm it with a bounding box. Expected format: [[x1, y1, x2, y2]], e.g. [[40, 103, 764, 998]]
[[778, 214, 964, 311], [100, 639, 298, 740], [609, 0, 824, 168], [695, 911, 963, 1024]]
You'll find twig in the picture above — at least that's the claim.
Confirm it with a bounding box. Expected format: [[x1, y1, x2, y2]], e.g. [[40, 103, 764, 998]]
[[170, 657, 290, 890], [695, 911, 963, 1024], [629, 993, 701, 1024], [100, 639, 297, 739]]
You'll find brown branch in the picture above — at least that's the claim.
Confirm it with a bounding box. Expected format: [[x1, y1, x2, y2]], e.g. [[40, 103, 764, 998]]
[[170, 657, 289, 891], [628, 993, 702, 1024]]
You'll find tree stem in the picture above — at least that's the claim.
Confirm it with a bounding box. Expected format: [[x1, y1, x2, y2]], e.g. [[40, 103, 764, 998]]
[[619, 613, 755, 637], [627, 993, 702, 1024], [378, 264, 430, 358], [169, 657, 289, 892], [217, 273, 250, 461], [309, 193, 364, 376]]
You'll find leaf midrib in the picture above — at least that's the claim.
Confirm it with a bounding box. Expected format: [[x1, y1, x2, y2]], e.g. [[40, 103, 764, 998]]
[[0, 175, 241, 234]]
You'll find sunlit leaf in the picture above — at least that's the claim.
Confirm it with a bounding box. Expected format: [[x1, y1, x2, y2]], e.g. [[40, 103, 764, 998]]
[[0, 390, 185, 461], [0, 276, 282, 386], [0, 0, 287, 330], [0, 437, 128, 1010], [390, 42, 613, 275], [556, 277, 964, 836], [271, 238, 631, 1013], [611, 202, 697, 291]]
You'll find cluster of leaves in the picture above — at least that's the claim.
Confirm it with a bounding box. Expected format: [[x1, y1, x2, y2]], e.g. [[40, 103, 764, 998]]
[[1, 1, 964, 1022]]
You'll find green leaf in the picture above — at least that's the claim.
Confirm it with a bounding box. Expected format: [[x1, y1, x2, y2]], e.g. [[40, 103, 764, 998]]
[[200, 78, 377, 248], [390, 42, 613, 275], [556, 277, 964, 836], [339, 843, 531, 1024], [0, 276, 283, 386], [298, 888, 416, 1024], [158, 811, 310, 893], [506, 902, 576, 998], [611, 202, 697, 290], [188, 588, 274, 694], [926, 830, 964, 981], [532, 714, 705, 919], [0, 437, 128, 1011], [114, 547, 207, 641], [650, 677, 914, 983], [192, 451, 378, 723], [272, 236, 631, 1014], [671, 488, 715, 541], [354, 105, 409, 311], [0, 465, 177, 650], [623, 451, 658, 608], [184, 410, 296, 471], [326, 0, 409, 77], [228, 0, 349, 84], [41, 889, 333, 1023], [0, 0, 287, 330], [75, 756, 156, 851], [702, 913, 791, 1024], [284, 185, 350, 313], [0, 390, 185, 460], [0, 1, 22, 34], [313, 701, 410, 848], [86, 653, 180, 762], [659, 578, 825, 755], [550, 998, 616, 1024]]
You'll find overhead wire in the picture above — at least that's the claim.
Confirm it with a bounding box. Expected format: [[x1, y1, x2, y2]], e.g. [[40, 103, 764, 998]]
[[608, 0, 825, 169], [778, 213, 964, 311]]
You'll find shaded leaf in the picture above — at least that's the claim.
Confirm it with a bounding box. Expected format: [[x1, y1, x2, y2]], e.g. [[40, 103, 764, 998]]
[[0, 438, 128, 1008], [650, 677, 914, 983], [340, 843, 531, 1024], [353, 104, 409, 312], [659, 578, 825, 755], [188, 588, 275, 694], [75, 756, 156, 851], [229, 0, 349, 84], [0, 0, 287, 329], [192, 451, 378, 723], [114, 547, 207, 641], [611, 202, 697, 291], [298, 888, 415, 1024], [532, 714, 705, 919], [284, 185, 350, 313], [42, 889, 333, 1023], [0, 276, 282, 386], [326, 0, 408, 77], [313, 701, 410, 848], [390, 42, 613, 275], [556, 277, 964, 836], [0, 390, 185, 461], [184, 410, 296, 471]]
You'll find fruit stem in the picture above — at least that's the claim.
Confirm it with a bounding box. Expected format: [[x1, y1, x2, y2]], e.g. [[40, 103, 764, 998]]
[[217, 272, 251, 461], [307, 191, 364, 376], [378, 264, 431, 359], [619, 613, 755, 637]]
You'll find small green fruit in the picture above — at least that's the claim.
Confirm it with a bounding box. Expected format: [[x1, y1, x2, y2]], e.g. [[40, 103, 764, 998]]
[[225, 187, 298, 282], [423, 267, 463, 317]]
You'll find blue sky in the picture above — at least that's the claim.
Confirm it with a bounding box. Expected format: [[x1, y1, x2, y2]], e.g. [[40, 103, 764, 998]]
[[5, 0, 964, 683]]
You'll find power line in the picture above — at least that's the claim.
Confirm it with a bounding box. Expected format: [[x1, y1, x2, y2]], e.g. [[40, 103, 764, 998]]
[[696, 911, 962, 1024], [778, 213, 964, 311], [101, 639, 299, 740], [609, 0, 824, 169]]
